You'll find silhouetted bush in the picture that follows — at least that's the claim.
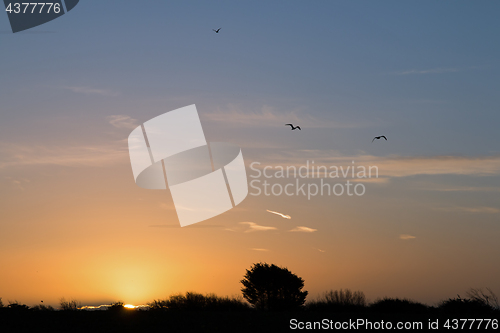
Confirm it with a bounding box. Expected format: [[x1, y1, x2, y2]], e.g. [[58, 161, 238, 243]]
[[241, 263, 308, 311], [107, 301, 125, 312], [148, 299, 168, 310], [306, 289, 366, 312], [370, 297, 429, 314], [0, 297, 3, 308], [59, 298, 80, 311], [439, 296, 494, 314], [148, 292, 250, 311], [7, 301, 30, 312], [466, 288, 499, 310]]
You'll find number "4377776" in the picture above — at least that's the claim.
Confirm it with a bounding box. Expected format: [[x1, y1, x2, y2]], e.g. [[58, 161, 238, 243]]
[[6, 3, 62, 14]]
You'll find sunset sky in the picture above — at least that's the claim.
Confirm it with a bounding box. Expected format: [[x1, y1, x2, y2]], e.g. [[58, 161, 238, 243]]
[[1, 1, 499, 308]]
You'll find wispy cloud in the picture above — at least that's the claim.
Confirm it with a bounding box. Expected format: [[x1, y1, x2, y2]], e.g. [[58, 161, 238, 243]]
[[252, 152, 500, 178], [107, 115, 138, 130], [289, 226, 317, 233], [266, 210, 291, 219], [375, 155, 500, 177], [250, 248, 269, 252], [395, 68, 459, 75], [203, 105, 373, 129], [349, 177, 390, 184], [400, 234, 416, 240], [437, 206, 500, 214], [149, 224, 224, 228], [63, 86, 119, 96], [0, 141, 127, 169], [5, 177, 30, 190], [240, 222, 277, 232], [312, 247, 326, 252], [159, 203, 175, 210], [424, 186, 500, 193]]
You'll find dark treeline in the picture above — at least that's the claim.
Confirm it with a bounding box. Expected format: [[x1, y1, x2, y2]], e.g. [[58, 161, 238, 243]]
[[1, 263, 499, 332]]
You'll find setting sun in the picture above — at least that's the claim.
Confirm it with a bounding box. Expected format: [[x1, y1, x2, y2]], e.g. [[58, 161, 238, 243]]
[[1, 1, 500, 332]]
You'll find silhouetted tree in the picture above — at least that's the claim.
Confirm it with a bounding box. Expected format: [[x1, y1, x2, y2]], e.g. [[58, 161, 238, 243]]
[[241, 262, 308, 310], [0, 297, 3, 308]]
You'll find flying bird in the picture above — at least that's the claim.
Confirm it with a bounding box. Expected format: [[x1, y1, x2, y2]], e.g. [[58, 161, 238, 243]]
[[372, 135, 387, 142], [212, 28, 221, 33], [285, 124, 301, 130]]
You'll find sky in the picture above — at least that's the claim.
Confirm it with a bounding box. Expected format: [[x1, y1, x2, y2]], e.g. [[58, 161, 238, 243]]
[[0, 0, 499, 308]]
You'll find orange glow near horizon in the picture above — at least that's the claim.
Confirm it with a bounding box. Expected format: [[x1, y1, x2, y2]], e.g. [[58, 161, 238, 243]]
[[0, 121, 499, 309]]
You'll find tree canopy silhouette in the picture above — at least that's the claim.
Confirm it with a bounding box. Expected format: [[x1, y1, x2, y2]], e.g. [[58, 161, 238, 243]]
[[240, 262, 308, 310]]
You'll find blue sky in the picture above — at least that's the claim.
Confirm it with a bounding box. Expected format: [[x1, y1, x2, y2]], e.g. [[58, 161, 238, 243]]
[[2, 1, 500, 155]]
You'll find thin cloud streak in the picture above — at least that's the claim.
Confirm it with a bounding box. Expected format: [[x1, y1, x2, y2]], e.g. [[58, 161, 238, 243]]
[[266, 210, 291, 219], [437, 206, 500, 214], [290, 226, 317, 233], [63, 86, 120, 96], [149, 225, 224, 228], [374, 155, 500, 177], [240, 222, 277, 232], [313, 248, 326, 252], [0, 141, 128, 169], [5, 177, 30, 190], [250, 248, 269, 252], [252, 152, 500, 178], [203, 105, 375, 129], [107, 115, 138, 130], [424, 186, 500, 193], [395, 68, 459, 75], [349, 177, 389, 184]]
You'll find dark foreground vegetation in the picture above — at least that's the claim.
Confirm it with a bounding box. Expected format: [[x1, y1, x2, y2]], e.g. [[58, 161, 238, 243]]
[[1, 293, 499, 333], [1, 263, 499, 332]]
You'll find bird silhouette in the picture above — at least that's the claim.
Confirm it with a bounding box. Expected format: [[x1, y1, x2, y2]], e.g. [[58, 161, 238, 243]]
[[212, 28, 221, 33], [286, 124, 301, 130], [372, 135, 387, 142]]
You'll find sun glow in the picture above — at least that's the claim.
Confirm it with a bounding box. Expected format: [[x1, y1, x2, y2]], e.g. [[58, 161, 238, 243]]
[[124, 304, 136, 309]]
